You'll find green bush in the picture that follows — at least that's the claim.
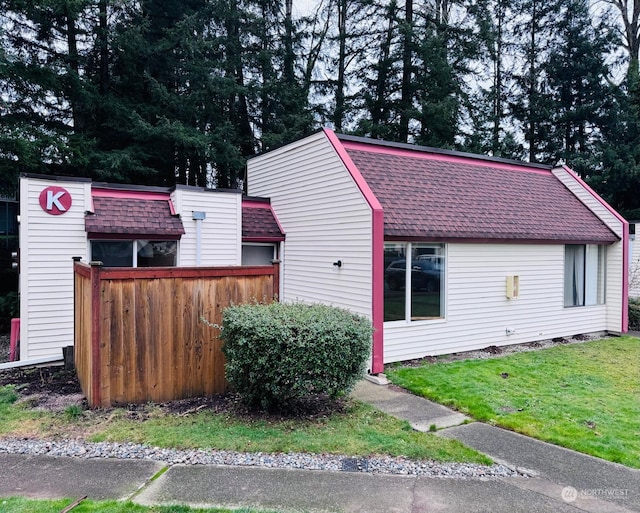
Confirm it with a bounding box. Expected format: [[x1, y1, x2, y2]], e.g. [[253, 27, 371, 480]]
[[221, 302, 373, 411], [630, 299, 640, 331]]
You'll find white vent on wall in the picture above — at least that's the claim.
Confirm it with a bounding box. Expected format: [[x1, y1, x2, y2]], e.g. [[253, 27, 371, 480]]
[[506, 275, 520, 299]]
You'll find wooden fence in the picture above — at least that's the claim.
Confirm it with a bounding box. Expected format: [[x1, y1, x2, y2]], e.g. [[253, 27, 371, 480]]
[[74, 260, 279, 407]]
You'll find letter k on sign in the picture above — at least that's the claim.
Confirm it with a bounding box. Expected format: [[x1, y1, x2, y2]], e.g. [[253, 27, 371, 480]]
[[39, 186, 72, 215]]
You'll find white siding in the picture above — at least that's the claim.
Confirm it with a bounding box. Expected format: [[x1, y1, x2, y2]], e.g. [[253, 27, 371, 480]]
[[247, 131, 373, 317], [171, 187, 242, 266], [384, 243, 609, 362], [631, 228, 640, 298], [19, 178, 91, 360], [552, 167, 625, 332]]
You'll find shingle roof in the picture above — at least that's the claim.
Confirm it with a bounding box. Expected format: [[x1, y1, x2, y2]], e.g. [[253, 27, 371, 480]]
[[340, 139, 619, 244], [242, 200, 285, 242], [85, 196, 185, 238]]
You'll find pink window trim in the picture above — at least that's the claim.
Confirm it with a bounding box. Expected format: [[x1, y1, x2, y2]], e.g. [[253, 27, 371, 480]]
[[560, 165, 629, 333], [340, 140, 553, 176], [323, 128, 385, 374]]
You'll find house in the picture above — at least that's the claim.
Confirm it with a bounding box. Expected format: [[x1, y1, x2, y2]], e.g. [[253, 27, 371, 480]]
[[247, 129, 629, 374], [10, 130, 630, 372], [11, 175, 283, 366]]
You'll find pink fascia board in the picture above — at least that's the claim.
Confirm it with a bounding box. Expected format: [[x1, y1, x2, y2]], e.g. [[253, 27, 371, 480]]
[[91, 188, 171, 201], [339, 139, 554, 176], [560, 165, 629, 333], [323, 128, 385, 374]]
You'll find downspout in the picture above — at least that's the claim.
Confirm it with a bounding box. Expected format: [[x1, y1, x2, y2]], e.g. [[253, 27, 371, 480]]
[[192, 211, 206, 266], [0, 356, 64, 370]]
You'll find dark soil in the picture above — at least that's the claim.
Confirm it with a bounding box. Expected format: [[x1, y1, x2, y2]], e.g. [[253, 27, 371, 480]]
[[0, 334, 9, 364], [0, 366, 82, 396], [0, 363, 348, 420]]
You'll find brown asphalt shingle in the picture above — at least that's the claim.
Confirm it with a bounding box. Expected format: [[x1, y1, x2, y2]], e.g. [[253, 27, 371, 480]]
[[242, 203, 285, 241], [343, 146, 618, 244], [85, 196, 185, 238]]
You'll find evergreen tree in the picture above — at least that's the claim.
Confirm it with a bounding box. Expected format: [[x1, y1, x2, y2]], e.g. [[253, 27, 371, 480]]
[[464, 0, 523, 158], [355, 0, 403, 140], [510, 0, 559, 163], [0, 0, 100, 190], [250, 0, 313, 151], [543, 0, 615, 177]]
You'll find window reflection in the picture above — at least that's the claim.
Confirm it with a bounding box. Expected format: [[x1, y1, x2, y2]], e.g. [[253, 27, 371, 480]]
[[384, 243, 444, 322]]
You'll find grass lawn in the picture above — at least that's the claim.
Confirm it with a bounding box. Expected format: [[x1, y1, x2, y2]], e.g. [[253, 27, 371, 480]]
[[0, 497, 271, 513], [0, 387, 489, 464], [387, 335, 640, 468]]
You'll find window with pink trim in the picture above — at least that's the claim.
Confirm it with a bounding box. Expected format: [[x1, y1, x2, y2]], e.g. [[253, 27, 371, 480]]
[[384, 242, 445, 322]]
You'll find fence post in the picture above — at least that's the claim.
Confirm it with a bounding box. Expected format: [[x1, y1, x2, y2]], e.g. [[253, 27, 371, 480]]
[[90, 261, 103, 407]]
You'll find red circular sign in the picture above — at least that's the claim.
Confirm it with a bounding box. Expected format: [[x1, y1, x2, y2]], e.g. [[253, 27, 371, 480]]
[[39, 186, 72, 215]]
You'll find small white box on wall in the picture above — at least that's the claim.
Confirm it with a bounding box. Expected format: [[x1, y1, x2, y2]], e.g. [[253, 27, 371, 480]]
[[506, 275, 520, 299]]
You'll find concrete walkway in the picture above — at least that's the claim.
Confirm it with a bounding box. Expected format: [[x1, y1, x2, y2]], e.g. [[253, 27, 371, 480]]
[[0, 379, 638, 512]]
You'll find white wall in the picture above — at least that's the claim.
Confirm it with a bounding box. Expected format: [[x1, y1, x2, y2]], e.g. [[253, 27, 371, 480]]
[[19, 177, 91, 360], [552, 167, 625, 332], [18, 180, 244, 363], [247, 132, 373, 317], [170, 186, 242, 266], [384, 243, 609, 362]]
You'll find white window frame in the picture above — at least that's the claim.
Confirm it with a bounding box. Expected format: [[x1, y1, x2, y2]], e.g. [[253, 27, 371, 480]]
[[89, 239, 179, 268], [384, 242, 447, 324], [564, 244, 606, 307], [241, 243, 278, 265]]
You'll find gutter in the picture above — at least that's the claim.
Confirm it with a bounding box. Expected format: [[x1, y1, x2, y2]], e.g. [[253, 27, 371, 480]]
[[0, 356, 63, 371]]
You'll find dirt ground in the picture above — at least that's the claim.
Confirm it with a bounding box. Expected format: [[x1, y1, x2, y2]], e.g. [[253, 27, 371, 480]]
[[0, 333, 9, 364], [0, 360, 348, 422]]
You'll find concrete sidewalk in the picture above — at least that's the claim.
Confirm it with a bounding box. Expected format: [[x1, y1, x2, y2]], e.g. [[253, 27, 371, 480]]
[[352, 380, 640, 513], [0, 380, 638, 512], [1, 453, 625, 513]]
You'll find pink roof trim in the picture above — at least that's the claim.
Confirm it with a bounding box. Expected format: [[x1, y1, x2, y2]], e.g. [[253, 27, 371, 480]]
[[324, 128, 385, 374], [92, 189, 170, 200], [242, 200, 270, 208], [560, 165, 629, 332], [340, 140, 553, 176]]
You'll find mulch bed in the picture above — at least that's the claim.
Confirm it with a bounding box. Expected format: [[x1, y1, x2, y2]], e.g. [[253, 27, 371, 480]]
[[0, 363, 349, 420]]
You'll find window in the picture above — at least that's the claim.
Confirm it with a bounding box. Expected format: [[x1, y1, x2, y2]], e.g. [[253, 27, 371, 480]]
[[90, 240, 177, 267], [384, 242, 445, 322], [564, 244, 606, 307], [242, 244, 277, 265]]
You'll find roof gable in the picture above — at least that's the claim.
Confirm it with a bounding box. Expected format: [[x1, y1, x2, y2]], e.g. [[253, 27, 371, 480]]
[[339, 138, 618, 244], [242, 199, 285, 242], [86, 193, 184, 239]]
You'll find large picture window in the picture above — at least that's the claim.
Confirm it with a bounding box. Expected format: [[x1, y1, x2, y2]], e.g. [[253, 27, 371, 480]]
[[564, 244, 606, 307], [90, 240, 177, 267], [384, 242, 445, 322]]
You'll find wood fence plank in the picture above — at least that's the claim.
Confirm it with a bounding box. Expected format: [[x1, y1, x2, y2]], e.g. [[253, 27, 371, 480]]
[[74, 264, 278, 406]]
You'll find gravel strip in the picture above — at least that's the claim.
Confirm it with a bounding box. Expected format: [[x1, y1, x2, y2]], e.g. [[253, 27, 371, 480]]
[[0, 437, 527, 478]]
